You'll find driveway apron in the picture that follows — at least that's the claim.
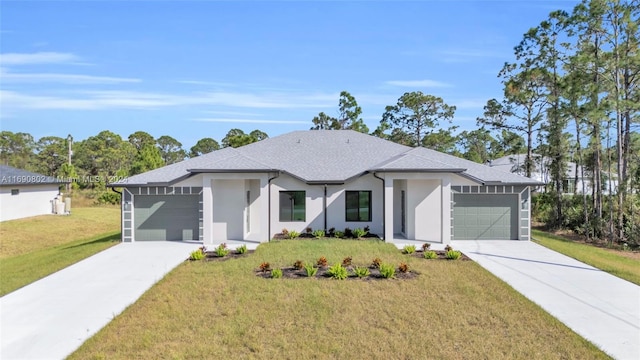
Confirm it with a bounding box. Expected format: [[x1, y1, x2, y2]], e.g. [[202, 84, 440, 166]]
[[452, 240, 640, 360], [1, 242, 199, 360]]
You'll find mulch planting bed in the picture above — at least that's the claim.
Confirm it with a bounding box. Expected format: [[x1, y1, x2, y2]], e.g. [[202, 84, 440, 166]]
[[255, 266, 419, 280], [409, 250, 472, 261], [203, 250, 255, 262]]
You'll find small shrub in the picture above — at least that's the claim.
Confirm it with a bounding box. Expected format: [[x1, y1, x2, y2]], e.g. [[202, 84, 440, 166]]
[[271, 268, 283, 278], [190, 249, 205, 260], [236, 244, 247, 254], [344, 227, 353, 238], [214, 244, 230, 257], [327, 263, 349, 280], [305, 227, 313, 234], [398, 262, 409, 273], [423, 250, 437, 259], [334, 231, 345, 238], [317, 256, 328, 267], [259, 262, 271, 272], [352, 228, 366, 238], [293, 260, 305, 270], [281, 228, 289, 236], [342, 256, 352, 266], [371, 257, 382, 269], [353, 266, 370, 278], [445, 250, 462, 260], [444, 244, 453, 252], [403, 244, 416, 254], [328, 227, 336, 236], [379, 263, 395, 279], [312, 229, 325, 238], [421, 243, 431, 251], [288, 230, 300, 239], [304, 264, 318, 277], [199, 245, 207, 253]]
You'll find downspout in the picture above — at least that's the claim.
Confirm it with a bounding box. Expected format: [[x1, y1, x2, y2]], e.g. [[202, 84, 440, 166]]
[[267, 172, 280, 242], [324, 184, 328, 231], [373, 172, 385, 241], [111, 187, 123, 242]]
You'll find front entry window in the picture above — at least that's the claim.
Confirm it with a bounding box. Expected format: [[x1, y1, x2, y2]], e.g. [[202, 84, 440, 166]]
[[346, 190, 372, 222], [279, 191, 306, 221]]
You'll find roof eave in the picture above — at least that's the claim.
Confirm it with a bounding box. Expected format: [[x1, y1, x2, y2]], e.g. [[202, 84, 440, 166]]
[[371, 168, 467, 173]]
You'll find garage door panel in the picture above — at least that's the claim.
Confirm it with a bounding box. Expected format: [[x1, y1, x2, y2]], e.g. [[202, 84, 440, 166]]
[[135, 195, 199, 241], [453, 194, 517, 240]]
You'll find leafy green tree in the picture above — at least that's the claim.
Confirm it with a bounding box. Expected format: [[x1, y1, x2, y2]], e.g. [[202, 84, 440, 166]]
[[128, 131, 156, 151], [0, 131, 36, 170], [310, 91, 368, 133], [222, 129, 268, 148], [189, 137, 220, 157], [379, 92, 456, 147], [311, 112, 339, 130], [422, 129, 460, 155], [33, 136, 67, 176], [130, 144, 164, 175], [74, 130, 135, 182], [157, 135, 186, 165], [338, 91, 369, 133], [458, 128, 502, 164]]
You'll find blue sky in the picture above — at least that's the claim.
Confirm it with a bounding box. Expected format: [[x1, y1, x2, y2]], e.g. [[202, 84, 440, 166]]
[[1, 0, 578, 149]]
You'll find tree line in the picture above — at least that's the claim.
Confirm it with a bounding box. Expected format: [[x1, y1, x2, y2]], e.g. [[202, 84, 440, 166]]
[[0, 128, 268, 189]]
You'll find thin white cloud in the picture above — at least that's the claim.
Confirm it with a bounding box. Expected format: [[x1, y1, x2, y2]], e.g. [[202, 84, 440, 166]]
[[0, 70, 141, 84], [206, 110, 263, 117], [194, 118, 309, 125], [385, 80, 452, 88], [0, 52, 80, 65], [0, 89, 338, 111]]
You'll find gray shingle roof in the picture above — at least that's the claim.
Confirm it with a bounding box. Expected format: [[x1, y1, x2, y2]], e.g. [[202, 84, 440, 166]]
[[112, 130, 542, 186], [0, 165, 65, 186]]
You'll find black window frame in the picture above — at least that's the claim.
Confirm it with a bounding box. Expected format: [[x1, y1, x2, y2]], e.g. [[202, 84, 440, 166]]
[[345, 190, 372, 222], [279, 191, 306, 222]]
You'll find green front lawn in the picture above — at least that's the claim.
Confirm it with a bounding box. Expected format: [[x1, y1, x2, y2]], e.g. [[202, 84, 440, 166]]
[[0, 231, 120, 296], [70, 240, 608, 359], [532, 230, 640, 286]]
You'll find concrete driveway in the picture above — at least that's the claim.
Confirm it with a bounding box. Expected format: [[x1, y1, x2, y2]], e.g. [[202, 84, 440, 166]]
[[452, 240, 640, 360], [1, 241, 199, 360]]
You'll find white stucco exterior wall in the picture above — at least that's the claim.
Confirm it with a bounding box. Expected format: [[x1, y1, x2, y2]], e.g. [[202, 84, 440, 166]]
[[0, 185, 59, 222], [199, 173, 269, 244]]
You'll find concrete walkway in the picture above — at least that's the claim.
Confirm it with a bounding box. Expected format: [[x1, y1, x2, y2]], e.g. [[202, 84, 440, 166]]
[[452, 240, 640, 360], [1, 242, 200, 360]]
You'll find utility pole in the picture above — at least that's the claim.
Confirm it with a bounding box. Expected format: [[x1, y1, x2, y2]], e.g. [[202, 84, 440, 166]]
[[67, 134, 73, 192]]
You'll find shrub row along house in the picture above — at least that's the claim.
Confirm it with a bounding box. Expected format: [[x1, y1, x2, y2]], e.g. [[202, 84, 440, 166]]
[[109, 130, 541, 245]]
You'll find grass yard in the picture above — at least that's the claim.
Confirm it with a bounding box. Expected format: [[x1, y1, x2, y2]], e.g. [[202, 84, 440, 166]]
[[532, 230, 640, 286], [0, 231, 120, 296], [70, 240, 608, 360], [0, 207, 121, 296], [0, 207, 119, 259]]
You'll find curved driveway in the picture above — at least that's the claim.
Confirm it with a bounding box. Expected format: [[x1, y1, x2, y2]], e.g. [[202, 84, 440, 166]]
[[452, 240, 640, 360], [1, 242, 199, 360]]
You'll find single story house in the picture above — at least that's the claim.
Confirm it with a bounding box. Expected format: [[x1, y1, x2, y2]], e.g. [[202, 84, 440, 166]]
[[0, 165, 63, 222], [490, 153, 618, 195], [109, 130, 541, 245]]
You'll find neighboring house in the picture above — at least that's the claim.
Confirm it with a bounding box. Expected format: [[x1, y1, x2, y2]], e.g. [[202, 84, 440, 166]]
[[490, 154, 618, 195], [109, 130, 541, 245], [0, 165, 63, 221]]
